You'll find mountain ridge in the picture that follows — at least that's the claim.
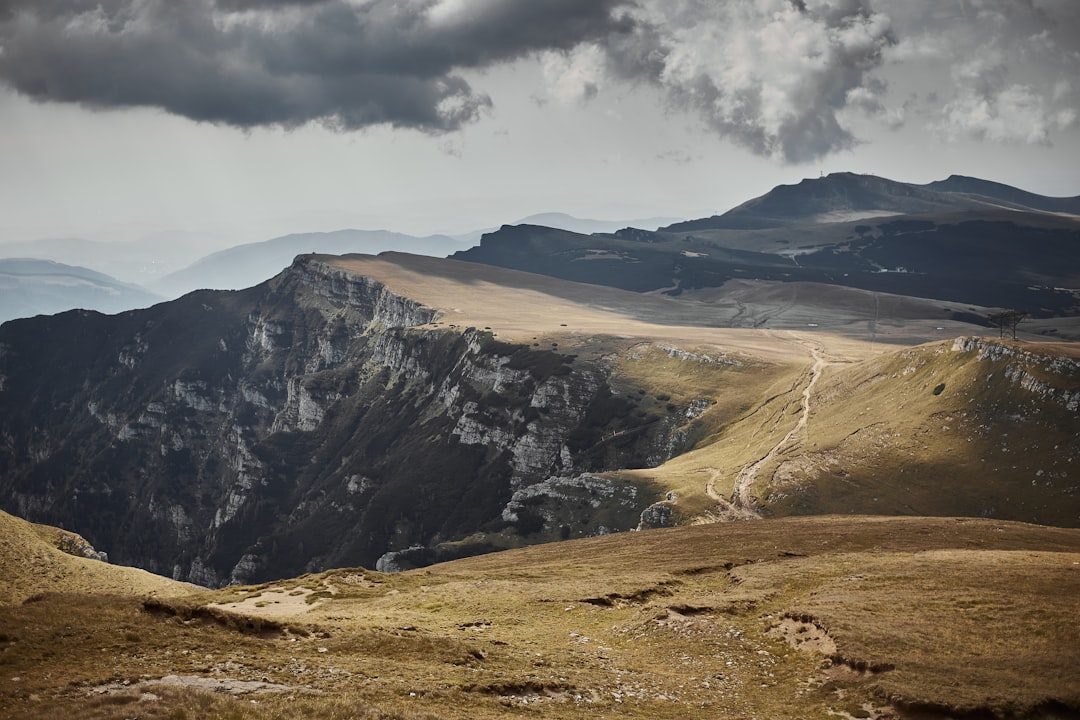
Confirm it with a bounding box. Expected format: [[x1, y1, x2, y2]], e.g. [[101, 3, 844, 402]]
[[663, 171, 1080, 231], [2, 252, 1078, 587], [454, 173, 1080, 329]]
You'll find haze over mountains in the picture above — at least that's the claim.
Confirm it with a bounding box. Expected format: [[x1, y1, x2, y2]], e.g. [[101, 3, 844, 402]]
[[0, 258, 164, 324], [2, 172, 1078, 329], [151, 228, 471, 298], [0, 213, 676, 320]]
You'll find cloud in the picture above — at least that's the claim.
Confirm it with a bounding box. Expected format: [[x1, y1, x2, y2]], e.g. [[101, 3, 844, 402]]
[[592, 0, 896, 164], [540, 45, 605, 105], [591, 0, 1080, 162], [940, 83, 1076, 145], [1, 0, 1077, 163], [884, 0, 1080, 145], [0, 0, 635, 132]]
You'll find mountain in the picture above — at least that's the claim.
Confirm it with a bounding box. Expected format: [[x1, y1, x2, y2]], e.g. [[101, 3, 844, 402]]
[[2, 252, 1079, 590], [663, 171, 1080, 230], [1, 253, 722, 585], [0, 232, 224, 284], [0, 258, 164, 324], [451, 212, 684, 245], [922, 174, 1080, 215], [453, 175, 1080, 328], [152, 228, 468, 298], [453, 214, 1080, 324], [515, 212, 685, 235]]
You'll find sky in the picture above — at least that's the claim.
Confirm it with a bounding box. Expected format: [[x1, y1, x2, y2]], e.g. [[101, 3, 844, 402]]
[[1, 0, 1079, 257]]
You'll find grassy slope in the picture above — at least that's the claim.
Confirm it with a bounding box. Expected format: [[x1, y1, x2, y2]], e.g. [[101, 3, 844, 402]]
[[762, 338, 1080, 525], [0, 510, 196, 605], [2, 516, 1078, 719], [614, 336, 1079, 528]]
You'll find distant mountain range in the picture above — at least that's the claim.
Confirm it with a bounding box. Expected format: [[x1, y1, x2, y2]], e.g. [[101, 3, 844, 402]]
[[151, 228, 469, 298], [454, 173, 1080, 330], [3, 173, 1078, 327], [0, 258, 164, 324], [665, 172, 1080, 230], [0, 232, 224, 284]]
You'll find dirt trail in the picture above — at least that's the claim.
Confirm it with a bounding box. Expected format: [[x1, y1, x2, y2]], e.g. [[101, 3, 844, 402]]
[[707, 332, 843, 520]]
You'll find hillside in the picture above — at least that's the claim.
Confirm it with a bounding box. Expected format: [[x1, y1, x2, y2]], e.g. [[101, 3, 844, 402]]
[[4, 253, 809, 585], [1, 515, 1078, 719], [664, 171, 1080, 230], [922, 174, 1080, 215], [0, 509, 194, 604], [1, 252, 1078, 589], [616, 334, 1080, 527]]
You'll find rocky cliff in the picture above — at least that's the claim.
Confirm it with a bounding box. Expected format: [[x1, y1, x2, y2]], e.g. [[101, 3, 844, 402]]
[[0, 256, 687, 586]]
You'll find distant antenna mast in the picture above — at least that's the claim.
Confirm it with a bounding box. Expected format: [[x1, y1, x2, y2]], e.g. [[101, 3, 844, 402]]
[[820, 170, 824, 178]]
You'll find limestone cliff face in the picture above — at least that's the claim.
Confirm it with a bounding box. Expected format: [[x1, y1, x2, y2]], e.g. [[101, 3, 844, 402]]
[[951, 336, 1080, 412], [0, 256, 669, 586]]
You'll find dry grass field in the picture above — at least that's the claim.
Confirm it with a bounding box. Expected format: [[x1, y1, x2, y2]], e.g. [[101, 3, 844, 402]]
[[2, 513, 1078, 720], [0, 511, 196, 605]]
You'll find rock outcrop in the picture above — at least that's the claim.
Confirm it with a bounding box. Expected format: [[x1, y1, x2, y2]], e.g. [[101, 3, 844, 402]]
[[0, 256, 676, 585]]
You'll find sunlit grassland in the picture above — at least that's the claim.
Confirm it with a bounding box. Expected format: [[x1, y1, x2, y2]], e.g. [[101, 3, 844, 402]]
[[4, 516, 1078, 719]]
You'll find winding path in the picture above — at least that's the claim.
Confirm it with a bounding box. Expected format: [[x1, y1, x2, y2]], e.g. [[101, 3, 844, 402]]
[[705, 333, 838, 521]]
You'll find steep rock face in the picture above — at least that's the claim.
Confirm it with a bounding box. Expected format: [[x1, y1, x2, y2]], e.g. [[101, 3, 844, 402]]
[[0, 257, 672, 586], [951, 336, 1080, 411]]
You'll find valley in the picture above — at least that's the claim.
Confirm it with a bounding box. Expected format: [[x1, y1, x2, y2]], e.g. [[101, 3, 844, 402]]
[[1, 171, 1079, 719]]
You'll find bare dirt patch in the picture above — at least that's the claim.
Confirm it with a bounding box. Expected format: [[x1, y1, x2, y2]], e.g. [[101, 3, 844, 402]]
[[91, 674, 314, 697], [767, 616, 837, 656], [208, 585, 324, 618]]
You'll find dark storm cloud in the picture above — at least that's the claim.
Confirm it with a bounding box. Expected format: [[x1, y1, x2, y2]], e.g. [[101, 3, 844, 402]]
[[0, 0, 636, 132], [1, 0, 1074, 162]]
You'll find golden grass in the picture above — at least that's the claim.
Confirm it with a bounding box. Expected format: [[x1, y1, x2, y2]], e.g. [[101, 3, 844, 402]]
[[3, 516, 1078, 719], [0, 510, 196, 605], [754, 337, 1080, 524], [325, 253, 841, 362]]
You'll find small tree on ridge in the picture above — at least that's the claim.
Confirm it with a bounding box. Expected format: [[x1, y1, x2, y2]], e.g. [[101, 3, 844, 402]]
[[987, 309, 1028, 340]]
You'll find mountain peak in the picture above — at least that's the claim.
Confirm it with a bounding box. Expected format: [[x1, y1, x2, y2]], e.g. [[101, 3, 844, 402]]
[[663, 171, 1080, 232]]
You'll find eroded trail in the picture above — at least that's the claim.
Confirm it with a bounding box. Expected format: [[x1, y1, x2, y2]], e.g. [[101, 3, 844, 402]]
[[708, 333, 840, 521]]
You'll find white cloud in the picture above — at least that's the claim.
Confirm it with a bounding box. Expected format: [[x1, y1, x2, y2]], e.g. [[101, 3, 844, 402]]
[[941, 83, 1076, 144], [600, 0, 895, 163], [540, 44, 605, 104]]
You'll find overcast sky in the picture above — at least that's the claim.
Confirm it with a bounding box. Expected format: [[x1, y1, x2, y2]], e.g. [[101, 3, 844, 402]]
[[2, 0, 1079, 251]]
